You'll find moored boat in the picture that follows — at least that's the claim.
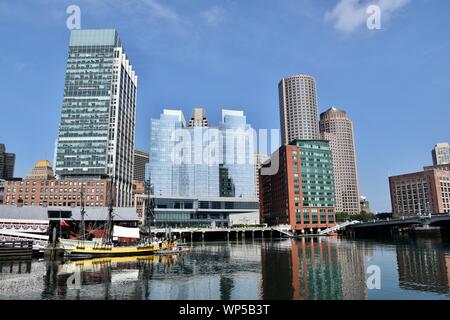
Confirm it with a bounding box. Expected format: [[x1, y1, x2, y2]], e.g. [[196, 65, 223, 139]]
[[59, 180, 178, 259], [60, 238, 174, 259]]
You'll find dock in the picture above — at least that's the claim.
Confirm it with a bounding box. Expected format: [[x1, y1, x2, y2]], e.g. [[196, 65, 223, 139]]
[[151, 225, 295, 241], [0, 241, 33, 259]]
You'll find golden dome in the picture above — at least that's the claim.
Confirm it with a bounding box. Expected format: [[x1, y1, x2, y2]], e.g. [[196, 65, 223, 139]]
[[34, 160, 52, 168]]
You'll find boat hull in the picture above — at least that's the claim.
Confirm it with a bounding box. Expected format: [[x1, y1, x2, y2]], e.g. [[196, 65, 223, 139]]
[[60, 239, 172, 259]]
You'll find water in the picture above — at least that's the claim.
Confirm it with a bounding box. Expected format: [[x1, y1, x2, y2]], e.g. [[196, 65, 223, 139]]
[[1, 236, 450, 300]]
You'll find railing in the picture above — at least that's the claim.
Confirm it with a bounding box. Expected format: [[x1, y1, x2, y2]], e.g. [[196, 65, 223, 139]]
[[0, 241, 33, 249], [0, 222, 49, 233], [319, 220, 360, 235], [271, 225, 295, 237], [0, 234, 48, 250]]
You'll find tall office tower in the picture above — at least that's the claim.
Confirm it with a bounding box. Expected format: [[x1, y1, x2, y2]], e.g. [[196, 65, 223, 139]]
[[189, 108, 208, 127], [279, 75, 320, 144], [55, 29, 137, 207], [133, 149, 149, 182], [220, 109, 256, 198], [319, 107, 360, 215], [149, 109, 220, 197], [432, 142, 450, 165], [0, 144, 15, 179], [254, 153, 269, 199], [150, 109, 186, 196]]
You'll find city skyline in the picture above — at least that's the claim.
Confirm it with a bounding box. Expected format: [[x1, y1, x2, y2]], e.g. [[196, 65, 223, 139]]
[[1, 1, 450, 212]]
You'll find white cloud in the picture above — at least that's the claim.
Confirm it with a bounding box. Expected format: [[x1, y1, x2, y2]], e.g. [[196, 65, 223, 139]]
[[201, 6, 224, 27], [325, 0, 410, 33], [141, 0, 180, 24]]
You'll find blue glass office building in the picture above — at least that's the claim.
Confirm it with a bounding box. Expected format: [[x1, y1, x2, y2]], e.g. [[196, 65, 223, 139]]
[[219, 110, 256, 198], [149, 110, 220, 197], [147, 109, 258, 227]]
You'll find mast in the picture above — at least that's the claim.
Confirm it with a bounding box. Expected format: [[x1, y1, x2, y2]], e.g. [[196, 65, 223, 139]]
[[104, 177, 114, 245], [144, 177, 155, 241], [80, 186, 86, 242]]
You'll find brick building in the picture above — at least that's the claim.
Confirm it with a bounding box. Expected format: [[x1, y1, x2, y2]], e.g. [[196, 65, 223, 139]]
[[3, 178, 113, 207], [259, 140, 336, 234], [389, 166, 450, 216]]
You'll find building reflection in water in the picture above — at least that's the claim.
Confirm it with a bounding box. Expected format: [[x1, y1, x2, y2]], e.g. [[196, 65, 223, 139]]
[[41, 255, 178, 300], [396, 238, 450, 295], [261, 238, 367, 300], [2, 237, 450, 300], [40, 243, 262, 300], [0, 259, 44, 299], [0, 259, 32, 274]]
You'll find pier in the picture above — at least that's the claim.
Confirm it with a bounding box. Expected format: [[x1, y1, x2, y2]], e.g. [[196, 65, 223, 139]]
[[152, 225, 294, 241], [0, 241, 33, 259]]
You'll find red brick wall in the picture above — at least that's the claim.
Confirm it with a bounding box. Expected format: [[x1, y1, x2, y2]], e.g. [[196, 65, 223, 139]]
[[3, 179, 112, 207]]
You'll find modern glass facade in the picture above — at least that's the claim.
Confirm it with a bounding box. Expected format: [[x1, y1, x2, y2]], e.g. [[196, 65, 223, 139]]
[[291, 140, 336, 209], [55, 29, 137, 207], [151, 196, 259, 227], [149, 110, 186, 196], [149, 110, 220, 197], [149, 109, 255, 198], [219, 110, 256, 198], [259, 143, 336, 232]]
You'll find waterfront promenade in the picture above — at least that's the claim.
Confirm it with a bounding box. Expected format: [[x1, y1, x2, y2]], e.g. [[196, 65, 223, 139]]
[[152, 225, 294, 241]]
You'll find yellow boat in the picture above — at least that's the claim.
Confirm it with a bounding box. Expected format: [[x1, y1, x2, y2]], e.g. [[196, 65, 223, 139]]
[[60, 239, 176, 259], [59, 180, 180, 259]]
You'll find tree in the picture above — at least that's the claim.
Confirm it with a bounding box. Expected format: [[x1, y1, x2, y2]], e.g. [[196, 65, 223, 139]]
[[335, 212, 350, 223], [335, 211, 376, 223]]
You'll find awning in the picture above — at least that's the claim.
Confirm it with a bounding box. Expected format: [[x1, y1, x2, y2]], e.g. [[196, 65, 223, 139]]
[[112, 225, 140, 239]]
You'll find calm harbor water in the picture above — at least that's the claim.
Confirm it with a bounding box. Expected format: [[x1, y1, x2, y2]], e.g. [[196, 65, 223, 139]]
[[1, 236, 450, 300]]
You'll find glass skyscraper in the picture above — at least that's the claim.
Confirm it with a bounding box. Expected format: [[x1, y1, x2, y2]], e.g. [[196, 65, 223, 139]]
[[149, 109, 219, 197], [55, 29, 137, 207], [149, 109, 255, 198], [219, 110, 255, 198]]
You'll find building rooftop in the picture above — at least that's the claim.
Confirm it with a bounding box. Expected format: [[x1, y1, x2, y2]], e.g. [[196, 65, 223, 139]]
[[34, 160, 52, 168], [0, 205, 138, 221]]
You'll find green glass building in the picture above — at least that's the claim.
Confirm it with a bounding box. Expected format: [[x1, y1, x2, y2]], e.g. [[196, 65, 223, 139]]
[[289, 140, 336, 227]]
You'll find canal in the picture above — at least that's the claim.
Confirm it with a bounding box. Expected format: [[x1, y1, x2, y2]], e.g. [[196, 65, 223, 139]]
[[1, 235, 450, 300]]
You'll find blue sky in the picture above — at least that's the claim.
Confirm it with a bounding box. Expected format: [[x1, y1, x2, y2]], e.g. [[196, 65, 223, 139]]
[[0, 0, 449, 212]]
